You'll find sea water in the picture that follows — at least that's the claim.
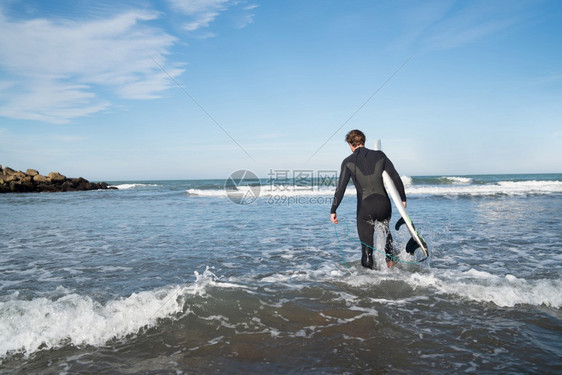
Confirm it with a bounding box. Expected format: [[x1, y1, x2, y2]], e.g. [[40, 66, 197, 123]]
[[0, 174, 561, 374]]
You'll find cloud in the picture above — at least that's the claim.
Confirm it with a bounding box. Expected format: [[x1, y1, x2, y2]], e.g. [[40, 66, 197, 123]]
[[395, 0, 532, 52], [183, 11, 221, 31], [234, 4, 258, 29], [422, 7, 519, 50], [166, 0, 230, 15], [167, 0, 229, 31], [0, 9, 183, 123], [166, 0, 258, 32], [0, 80, 111, 124]]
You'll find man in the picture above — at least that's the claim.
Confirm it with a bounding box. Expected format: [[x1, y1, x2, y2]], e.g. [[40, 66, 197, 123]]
[[330, 130, 407, 269]]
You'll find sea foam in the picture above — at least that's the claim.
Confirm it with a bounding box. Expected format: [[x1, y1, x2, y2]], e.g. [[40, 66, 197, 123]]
[[0, 286, 185, 359], [406, 180, 562, 197], [0, 267, 249, 360], [302, 262, 562, 309], [111, 183, 160, 190], [406, 269, 562, 308], [186, 179, 562, 198]]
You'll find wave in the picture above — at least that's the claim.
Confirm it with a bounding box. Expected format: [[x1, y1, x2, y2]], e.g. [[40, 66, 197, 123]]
[[187, 179, 562, 198], [440, 176, 473, 184], [406, 180, 562, 196], [258, 263, 562, 309], [111, 183, 160, 190], [409, 176, 473, 185], [188, 185, 344, 198], [0, 268, 242, 360], [407, 269, 562, 308], [400, 175, 413, 186], [0, 287, 183, 360], [1, 263, 559, 362]]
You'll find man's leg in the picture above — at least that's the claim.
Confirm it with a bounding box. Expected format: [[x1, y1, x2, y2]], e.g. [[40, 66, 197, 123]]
[[357, 217, 375, 269], [380, 219, 394, 268]]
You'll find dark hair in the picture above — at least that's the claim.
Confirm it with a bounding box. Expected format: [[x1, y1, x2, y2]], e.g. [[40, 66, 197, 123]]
[[345, 129, 365, 147]]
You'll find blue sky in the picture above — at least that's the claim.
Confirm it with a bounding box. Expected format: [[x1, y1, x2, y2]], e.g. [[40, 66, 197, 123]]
[[0, 0, 561, 180]]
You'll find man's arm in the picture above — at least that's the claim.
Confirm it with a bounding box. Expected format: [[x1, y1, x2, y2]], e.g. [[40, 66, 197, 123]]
[[330, 160, 351, 218]]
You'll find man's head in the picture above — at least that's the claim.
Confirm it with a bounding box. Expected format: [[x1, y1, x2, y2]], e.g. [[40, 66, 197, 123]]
[[345, 129, 365, 148]]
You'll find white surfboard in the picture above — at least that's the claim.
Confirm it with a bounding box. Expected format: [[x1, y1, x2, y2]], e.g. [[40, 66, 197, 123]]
[[375, 139, 429, 257]]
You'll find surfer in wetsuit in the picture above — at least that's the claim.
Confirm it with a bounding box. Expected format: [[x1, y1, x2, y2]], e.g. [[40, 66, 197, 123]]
[[330, 129, 407, 269]]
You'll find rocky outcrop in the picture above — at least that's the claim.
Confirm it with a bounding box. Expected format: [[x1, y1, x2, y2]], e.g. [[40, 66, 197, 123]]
[[0, 164, 116, 193]]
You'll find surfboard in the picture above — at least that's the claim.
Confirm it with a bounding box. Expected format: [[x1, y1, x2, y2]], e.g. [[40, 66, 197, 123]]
[[374, 139, 429, 258]]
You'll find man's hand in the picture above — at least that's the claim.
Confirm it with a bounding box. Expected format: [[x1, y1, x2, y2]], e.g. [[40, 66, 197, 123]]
[[403, 201, 407, 208], [330, 213, 338, 224]]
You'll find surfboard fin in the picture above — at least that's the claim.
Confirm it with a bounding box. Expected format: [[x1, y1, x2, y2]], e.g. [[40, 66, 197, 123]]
[[395, 217, 406, 231], [396, 217, 418, 232], [406, 237, 420, 254]]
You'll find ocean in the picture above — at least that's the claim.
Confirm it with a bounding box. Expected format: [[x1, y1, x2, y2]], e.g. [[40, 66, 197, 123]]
[[1, 173, 561, 374]]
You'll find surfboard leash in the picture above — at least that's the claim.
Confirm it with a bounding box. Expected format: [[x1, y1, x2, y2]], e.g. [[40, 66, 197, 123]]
[[333, 220, 354, 275], [333, 219, 427, 267]]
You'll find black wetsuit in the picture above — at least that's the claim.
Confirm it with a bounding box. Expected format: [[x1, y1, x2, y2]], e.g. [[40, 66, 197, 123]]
[[331, 147, 406, 269]]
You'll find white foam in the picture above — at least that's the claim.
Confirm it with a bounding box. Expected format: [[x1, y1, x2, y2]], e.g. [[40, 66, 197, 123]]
[[308, 262, 562, 308], [111, 183, 160, 190], [0, 267, 244, 360], [191, 267, 251, 292], [0, 285, 186, 359], [188, 185, 350, 198], [403, 269, 562, 308], [440, 176, 473, 184], [187, 179, 562, 198], [260, 185, 339, 197], [186, 188, 228, 197], [407, 180, 562, 197], [401, 175, 413, 186]]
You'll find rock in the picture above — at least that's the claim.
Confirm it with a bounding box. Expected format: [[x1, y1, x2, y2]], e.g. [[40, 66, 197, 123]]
[[0, 181, 9, 193], [3, 167, 16, 175], [0, 165, 114, 194], [9, 181, 26, 193], [61, 181, 76, 192], [36, 183, 58, 192], [1, 168, 23, 183], [48, 172, 66, 183], [20, 176, 34, 188], [3, 173, 17, 183], [33, 174, 49, 183], [69, 177, 92, 190]]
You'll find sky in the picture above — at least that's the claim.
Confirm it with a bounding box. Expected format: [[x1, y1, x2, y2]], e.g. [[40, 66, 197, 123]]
[[0, 0, 561, 181]]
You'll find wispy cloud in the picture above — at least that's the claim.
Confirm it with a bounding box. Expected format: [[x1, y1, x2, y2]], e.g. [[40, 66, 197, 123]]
[[234, 4, 259, 29], [422, 6, 519, 49], [395, 0, 533, 52], [167, 0, 229, 31], [166, 0, 258, 33], [0, 9, 182, 123], [0, 80, 111, 123], [167, 0, 230, 15]]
